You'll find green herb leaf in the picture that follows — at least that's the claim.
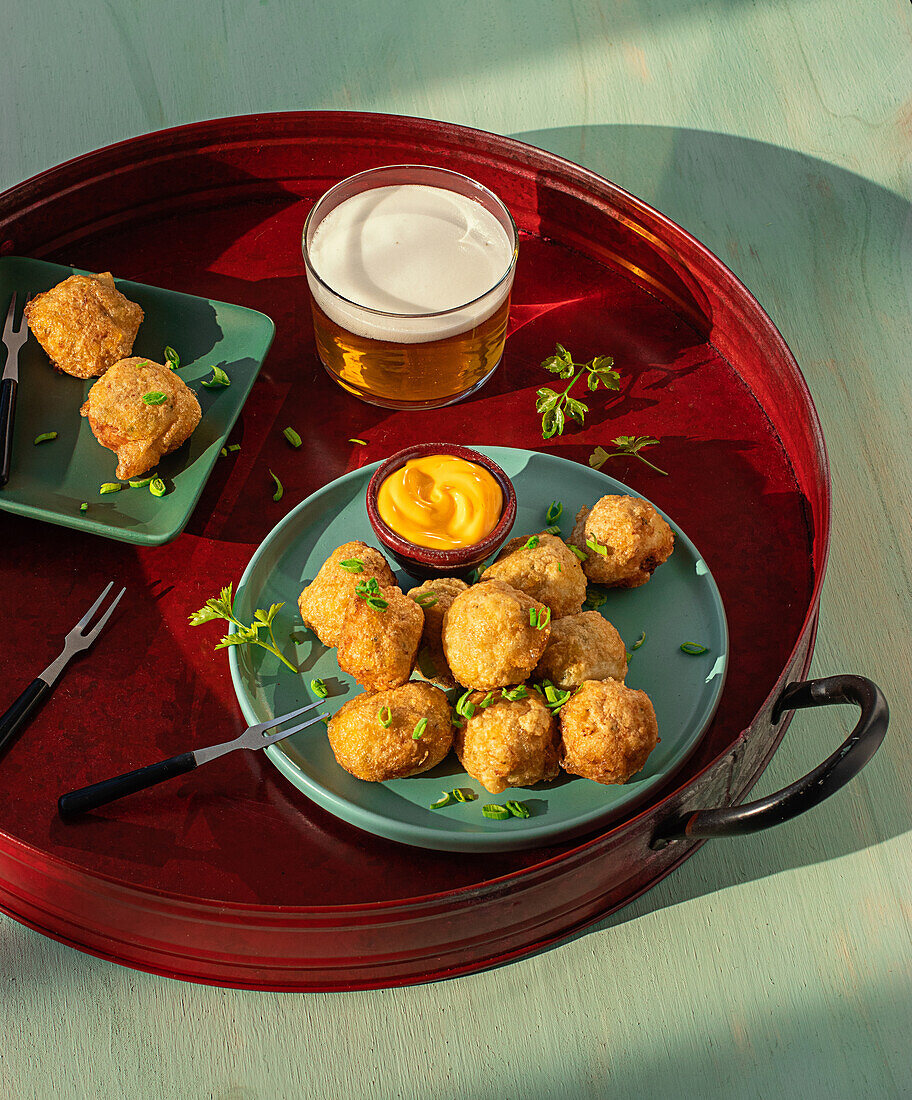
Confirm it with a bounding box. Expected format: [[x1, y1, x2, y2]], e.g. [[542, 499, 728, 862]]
[[338, 558, 364, 573], [546, 500, 563, 525], [589, 446, 610, 470], [505, 800, 531, 819], [565, 396, 588, 425], [523, 535, 540, 549], [99, 482, 122, 494], [541, 404, 565, 440], [188, 585, 296, 672], [33, 431, 57, 444], [430, 792, 453, 809], [535, 387, 560, 414], [681, 642, 709, 655], [268, 469, 283, 502], [482, 804, 511, 820], [378, 706, 392, 728], [149, 477, 167, 498], [201, 365, 231, 388], [412, 718, 428, 740], [310, 677, 329, 698], [586, 537, 607, 556], [164, 346, 180, 370], [590, 436, 668, 476], [283, 426, 302, 448]]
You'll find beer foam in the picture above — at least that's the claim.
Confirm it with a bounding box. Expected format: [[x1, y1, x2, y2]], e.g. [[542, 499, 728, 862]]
[[306, 184, 515, 344]]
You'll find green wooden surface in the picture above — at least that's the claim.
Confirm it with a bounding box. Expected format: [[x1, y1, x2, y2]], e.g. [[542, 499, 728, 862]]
[[2, 2, 910, 1097]]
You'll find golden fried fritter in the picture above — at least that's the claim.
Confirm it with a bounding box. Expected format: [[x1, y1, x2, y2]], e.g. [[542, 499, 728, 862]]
[[298, 542, 397, 647], [25, 272, 143, 379], [441, 578, 551, 690], [559, 678, 658, 784], [482, 531, 586, 618], [406, 576, 468, 688], [79, 357, 200, 480], [568, 495, 674, 587], [534, 611, 628, 689], [336, 585, 423, 693], [328, 681, 453, 782], [454, 689, 559, 794]]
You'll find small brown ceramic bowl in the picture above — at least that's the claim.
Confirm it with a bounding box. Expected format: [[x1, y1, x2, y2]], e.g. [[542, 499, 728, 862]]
[[366, 443, 516, 581]]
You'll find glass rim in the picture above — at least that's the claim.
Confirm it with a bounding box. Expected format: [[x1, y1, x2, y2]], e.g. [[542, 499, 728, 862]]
[[301, 164, 519, 320]]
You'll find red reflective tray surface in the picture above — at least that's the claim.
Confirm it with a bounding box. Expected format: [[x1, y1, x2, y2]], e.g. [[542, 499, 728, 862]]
[[0, 113, 825, 989]]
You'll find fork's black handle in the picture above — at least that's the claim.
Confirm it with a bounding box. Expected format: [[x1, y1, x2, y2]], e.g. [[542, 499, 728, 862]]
[[0, 375, 18, 488], [58, 752, 198, 820], [0, 677, 51, 757]]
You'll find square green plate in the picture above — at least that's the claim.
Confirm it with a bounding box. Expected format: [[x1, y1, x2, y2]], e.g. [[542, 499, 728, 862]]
[[228, 447, 729, 853], [0, 256, 274, 545]]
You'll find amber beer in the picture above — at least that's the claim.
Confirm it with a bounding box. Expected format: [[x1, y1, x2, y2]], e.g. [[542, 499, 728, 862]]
[[302, 166, 518, 409]]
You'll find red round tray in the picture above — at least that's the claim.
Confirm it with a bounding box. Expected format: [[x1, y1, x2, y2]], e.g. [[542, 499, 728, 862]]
[[0, 112, 827, 990]]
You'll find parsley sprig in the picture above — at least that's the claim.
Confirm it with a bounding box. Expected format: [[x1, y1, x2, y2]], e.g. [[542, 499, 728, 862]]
[[189, 583, 296, 672], [536, 344, 619, 439], [590, 436, 668, 476]]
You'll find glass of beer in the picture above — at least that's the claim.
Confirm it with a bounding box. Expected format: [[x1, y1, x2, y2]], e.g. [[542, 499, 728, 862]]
[[302, 164, 518, 409]]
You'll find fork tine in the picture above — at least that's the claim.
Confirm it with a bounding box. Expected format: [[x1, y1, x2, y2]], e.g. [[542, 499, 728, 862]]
[[2, 292, 17, 335], [261, 712, 329, 745], [248, 698, 324, 735], [73, 581, 114, 632], [83, 586, 126, 640]]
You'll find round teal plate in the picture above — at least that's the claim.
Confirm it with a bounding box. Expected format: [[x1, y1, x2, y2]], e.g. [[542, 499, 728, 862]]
[[229, 447, 728, 853]]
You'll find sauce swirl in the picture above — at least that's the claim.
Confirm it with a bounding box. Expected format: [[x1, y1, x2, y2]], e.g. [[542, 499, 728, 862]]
[[377, 455, 503, 550]]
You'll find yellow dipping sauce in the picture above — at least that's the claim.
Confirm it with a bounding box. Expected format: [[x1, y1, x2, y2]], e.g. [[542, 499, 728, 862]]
[[377, 455, 503, 550]]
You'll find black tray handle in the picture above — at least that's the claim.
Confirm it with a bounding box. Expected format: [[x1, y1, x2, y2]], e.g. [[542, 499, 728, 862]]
[[651, 675, 888, 849]]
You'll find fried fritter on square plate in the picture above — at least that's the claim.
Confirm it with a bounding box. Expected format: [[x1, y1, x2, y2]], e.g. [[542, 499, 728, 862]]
[[25, 272, 143, 379], [79, 357, 201, 480], [559, 678, 658, 784], [534, 610, 628, 689], [336, 586, 424, 693], [328, 681, 453, 782], [298, 542, 397, 648], [482, 531, 587, 618], [568, 495, 674, 588], [454, 689, 559, 794]]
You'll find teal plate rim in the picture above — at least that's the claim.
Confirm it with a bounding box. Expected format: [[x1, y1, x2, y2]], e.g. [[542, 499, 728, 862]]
[[228, 446, 729, 853], [0, 256, 275, 546]]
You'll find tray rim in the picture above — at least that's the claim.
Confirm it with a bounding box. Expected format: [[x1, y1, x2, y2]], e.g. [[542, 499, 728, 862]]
[[0, 112, 830, 985]]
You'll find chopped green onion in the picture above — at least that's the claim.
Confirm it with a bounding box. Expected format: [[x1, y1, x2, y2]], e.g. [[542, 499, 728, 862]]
[[355, 577, 380, 597], [201, 366, 231, 388], [545, 525, 561, 535], [320, 714, 330, 725], [164, 346, 180, 370], [546, 500, 563, 524], [142, 391, 167, 405], [365, 597, 387, 611], [310, 677, 328, 698], [228, 443, 241, 452], [268, 469, 283, 502], [79, 502, 88, 513], [283, 426, 302, 448], [220, 447, 228, 457], [583, 588, 608, 611], [417, 647, 438, 679], [129, 476, 154, 488], [99, 482, 122, 494], [451, 788, 477, 803], [570, 545, 587, 562], [586, 537, 607, 556], [412, 718, 428, 740], [378, 706, 392, 728], [33, 432, 57, 444], [149, 477, 167, 497], [530, 606, 551, 630], [505, 800, 531, 819], [349, 438, 367, 445], [681, 642, 709, 655], [430, 792, 453, 809], [411, 592, 438, 608], [631, 631, 646, 651], [479, 692, 496, 708], [482, 804, 511, 820], [523, 535, 540, 549], [338, 558, 364, 572], [455, 689, 475, 720], [501, 685, 528, 702]]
